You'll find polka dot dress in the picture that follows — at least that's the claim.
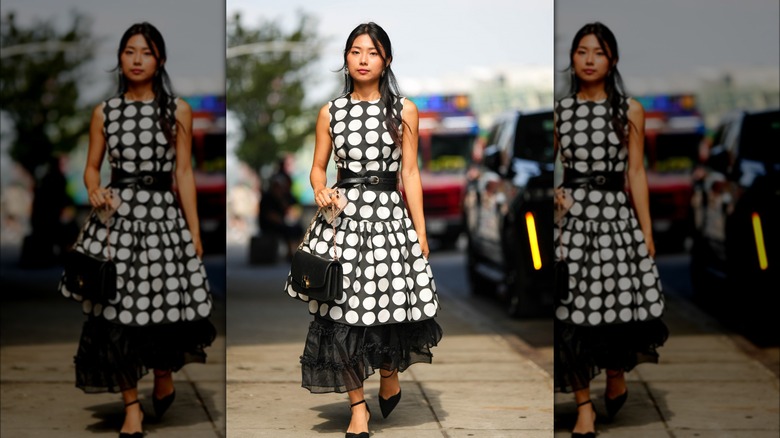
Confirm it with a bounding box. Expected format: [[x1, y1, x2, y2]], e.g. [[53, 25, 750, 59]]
[[554, 95, 664, 327], [59, 96, 213, 327], [285, 95, 440, 326]]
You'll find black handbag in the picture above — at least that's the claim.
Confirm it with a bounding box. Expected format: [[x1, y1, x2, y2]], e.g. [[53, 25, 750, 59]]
[[289, 201, 343, 302], [63, 209, 117, 303]]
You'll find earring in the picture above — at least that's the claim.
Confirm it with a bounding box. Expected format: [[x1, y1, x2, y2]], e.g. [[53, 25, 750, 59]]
[[381, 69, 385, 77]]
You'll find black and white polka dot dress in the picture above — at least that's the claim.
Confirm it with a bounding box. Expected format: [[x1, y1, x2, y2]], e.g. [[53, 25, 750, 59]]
[[554, 95, 665, 326], [59, 96, 213, 327], [553, 94, 668, 393], [285, 95, 440, 327]]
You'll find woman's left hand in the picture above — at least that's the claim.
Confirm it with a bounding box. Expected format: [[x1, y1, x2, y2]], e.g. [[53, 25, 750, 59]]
[[192, 233, 204, 258], [418, 234, 430, 259], [644, 232, 656, 258]]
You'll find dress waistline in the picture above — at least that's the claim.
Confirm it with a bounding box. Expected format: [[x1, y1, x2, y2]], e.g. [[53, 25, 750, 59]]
[[110, 169, 173, 191], [337, 169, 398, 191], [562, 169, 625, 191]]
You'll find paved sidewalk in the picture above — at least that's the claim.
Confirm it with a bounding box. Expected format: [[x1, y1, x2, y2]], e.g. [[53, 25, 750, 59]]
[[553, 286, 780, 437], [225, 243, 554, 437], [0, 244, 227, 437]]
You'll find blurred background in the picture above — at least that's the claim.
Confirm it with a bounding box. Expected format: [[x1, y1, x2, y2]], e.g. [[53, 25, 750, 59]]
[[1, 0, 227, 264]]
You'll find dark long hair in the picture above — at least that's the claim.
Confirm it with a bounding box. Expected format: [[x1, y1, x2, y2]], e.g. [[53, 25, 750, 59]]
[[114, 22, 177, 146], [339, 22, 406, 147], [567, 22, 631, 146]]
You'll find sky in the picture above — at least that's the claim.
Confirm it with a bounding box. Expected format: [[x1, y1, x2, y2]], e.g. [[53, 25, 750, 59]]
[[2, 0, 226, 102], [554, 0, 780, 95], [227, 0, 555, 103]]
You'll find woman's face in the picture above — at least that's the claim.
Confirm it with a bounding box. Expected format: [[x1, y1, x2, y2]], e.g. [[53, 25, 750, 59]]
[[120, 34, 160, 84], [346, 34, 387, 84], [572, 33, 613, 84]]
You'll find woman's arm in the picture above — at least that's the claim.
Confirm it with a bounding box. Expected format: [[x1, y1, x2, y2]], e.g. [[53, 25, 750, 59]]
[[399, 99, 429, 258], [85, 103, 109, 208], [311, 103, 336, 208], [173, 99, 203, 257], [625, 98, 655, 257]]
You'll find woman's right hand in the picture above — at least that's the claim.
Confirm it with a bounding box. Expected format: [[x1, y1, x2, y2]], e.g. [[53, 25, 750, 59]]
[[88, 187, 111, 208], [314, 187, 337, 208]]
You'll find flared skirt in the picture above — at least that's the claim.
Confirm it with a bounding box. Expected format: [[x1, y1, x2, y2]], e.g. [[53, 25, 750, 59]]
[[300, 315, 443, 393], [74, 316, 217, 393]]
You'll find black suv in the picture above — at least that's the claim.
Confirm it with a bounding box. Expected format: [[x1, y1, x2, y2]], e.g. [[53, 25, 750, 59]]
[[690, 108, 779, 342], [463, 109, 555, 317]]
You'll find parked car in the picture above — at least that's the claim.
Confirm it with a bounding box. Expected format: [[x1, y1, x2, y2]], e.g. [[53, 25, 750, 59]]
[[689, 108, 779, 343], [462, 109, 555, 317]]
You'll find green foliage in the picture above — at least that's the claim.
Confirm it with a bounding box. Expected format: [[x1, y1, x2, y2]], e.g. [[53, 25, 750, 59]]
[[226, 11, 322, 172], [0, 11, 96, 175]]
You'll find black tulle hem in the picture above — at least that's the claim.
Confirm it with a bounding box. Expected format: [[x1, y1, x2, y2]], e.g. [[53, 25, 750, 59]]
[[74, 316, 217, 394], [555, 318, 669, 393], [300, 316, 443, 394]]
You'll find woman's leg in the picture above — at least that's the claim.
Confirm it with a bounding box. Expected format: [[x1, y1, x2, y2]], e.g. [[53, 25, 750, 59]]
[[378, 368, 400, 399], [153, 369, 175, 399], [346, 387, 370, 434], [572, 386, 596, 434], [120, 387, 143, 434], [605, 369, 627, 399]]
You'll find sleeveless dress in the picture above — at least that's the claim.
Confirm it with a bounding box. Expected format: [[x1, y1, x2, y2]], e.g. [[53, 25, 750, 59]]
[[285, 95, 443, 394], [553, 94, 668, 393], [59, 95, 217, 393]]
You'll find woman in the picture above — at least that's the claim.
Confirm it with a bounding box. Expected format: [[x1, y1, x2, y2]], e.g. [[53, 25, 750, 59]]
[[284, 22, 443, 438], [59, 22, 217, 438], [553, 22, 669, 437]]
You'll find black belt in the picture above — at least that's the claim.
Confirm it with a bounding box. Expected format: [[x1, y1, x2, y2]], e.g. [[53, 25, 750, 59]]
[[110, 169, 173, 190], [562, 169, 625, 191], [337, 169, 398, 191]]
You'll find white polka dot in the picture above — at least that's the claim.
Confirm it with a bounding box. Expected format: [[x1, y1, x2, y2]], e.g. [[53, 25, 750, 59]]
[[362, 312, 376, 325], [345, 310, 359, 324], [393, 308, 406, 322]]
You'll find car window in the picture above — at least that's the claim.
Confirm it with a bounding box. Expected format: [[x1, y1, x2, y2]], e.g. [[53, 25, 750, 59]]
[[739, 110, 780, 164], [513, 112, 555, 163]]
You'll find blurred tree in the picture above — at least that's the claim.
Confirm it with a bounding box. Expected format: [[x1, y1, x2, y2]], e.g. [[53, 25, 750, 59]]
[[227, 11, 322, 173], [1, 11, 95, 175], [1, 11, 95, 267]]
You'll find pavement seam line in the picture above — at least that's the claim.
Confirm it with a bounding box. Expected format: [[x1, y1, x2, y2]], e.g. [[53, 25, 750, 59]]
[[641, 379, 676, 438], [183, 368, 224, 438], [415, 379, 448, 435]]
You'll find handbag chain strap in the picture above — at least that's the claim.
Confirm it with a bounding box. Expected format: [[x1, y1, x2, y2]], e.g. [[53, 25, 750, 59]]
[[73, 207, 112, 261], [298, 203, 339, 261]]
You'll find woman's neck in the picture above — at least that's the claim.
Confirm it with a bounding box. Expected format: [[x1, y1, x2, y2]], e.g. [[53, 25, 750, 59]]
[[350, 82, 381, 101], [124, 83, 155, 102], [576, 82, 607, 101]]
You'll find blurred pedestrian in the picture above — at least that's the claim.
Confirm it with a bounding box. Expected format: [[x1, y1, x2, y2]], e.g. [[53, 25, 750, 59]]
[[553, 22, 669, 437], [283, 22, 443, 437], [259, 172, 303, 260], [57, 22, 216, 438]]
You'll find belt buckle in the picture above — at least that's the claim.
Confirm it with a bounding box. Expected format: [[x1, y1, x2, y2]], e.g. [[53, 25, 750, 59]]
[[593, 175, 606, 186], [141, 175, 154, 186], [368, 175, 380, 184]]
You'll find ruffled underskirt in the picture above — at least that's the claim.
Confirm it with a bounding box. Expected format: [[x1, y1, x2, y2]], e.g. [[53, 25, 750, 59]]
[[74, 316, 217, 393], [554, 318, 668, 393], [300, 316, 443, 393]]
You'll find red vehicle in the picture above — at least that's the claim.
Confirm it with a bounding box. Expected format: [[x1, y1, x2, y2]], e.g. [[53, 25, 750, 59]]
[[407, 94, 480, 247], [182, 94, 227, 254], [635, 94, 705, 252]]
